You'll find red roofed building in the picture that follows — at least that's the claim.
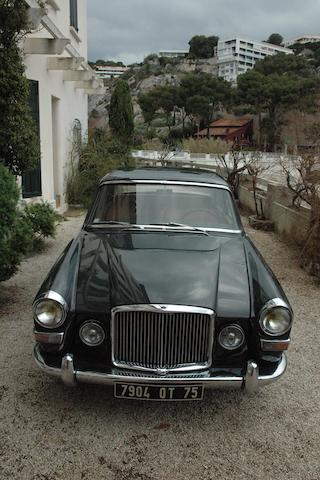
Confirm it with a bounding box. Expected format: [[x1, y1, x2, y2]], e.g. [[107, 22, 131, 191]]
[[195, 117, 253, 146]]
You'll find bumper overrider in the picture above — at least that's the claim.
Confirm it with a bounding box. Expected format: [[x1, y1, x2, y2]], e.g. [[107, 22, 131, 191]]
[[33, 344, 287, 394]]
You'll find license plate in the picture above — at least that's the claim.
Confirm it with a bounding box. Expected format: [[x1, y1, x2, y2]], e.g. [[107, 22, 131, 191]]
[[114, 383, 204, 401]]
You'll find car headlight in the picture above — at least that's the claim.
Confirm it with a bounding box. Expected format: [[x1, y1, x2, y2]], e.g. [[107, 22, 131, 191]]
[[79, 321, 105, 346], [33, 292, 67, 329], [218, 325, 245, 350], [259, 298, 292, 336]]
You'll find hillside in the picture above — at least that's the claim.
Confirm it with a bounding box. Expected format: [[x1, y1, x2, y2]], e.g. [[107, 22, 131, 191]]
[[88, 54, 218, 133]]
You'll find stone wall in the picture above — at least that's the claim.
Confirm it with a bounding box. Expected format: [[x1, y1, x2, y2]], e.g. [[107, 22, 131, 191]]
[[239, 181, 310, 242]]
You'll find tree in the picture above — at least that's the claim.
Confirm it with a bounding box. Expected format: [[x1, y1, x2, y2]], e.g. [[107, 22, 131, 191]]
[[280, 153, 320, 277], [180, 73, 232, 136], [156, 86, 181, 130], [237, 55, 320, 148], [138, 92, 159, 129], [266, 33, 283, 46], [185, 95, 210, 135], [109, 80, 134, 143], [217, 149, 249, 199], [0, 0, 40, 175], [246, 152, 272, 218], [254, 53, 312, 76], [188, 35, 219, 58]]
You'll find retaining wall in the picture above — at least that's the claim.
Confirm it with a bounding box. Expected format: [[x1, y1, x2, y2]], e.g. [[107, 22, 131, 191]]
[[239, 183, 310, 242]]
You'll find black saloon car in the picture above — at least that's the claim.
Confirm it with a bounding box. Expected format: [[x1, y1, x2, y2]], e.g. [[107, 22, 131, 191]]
[[33, 168, 293, 401]]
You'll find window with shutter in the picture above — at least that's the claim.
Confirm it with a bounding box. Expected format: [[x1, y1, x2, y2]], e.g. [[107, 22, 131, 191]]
[[22, 80, 42, 199]]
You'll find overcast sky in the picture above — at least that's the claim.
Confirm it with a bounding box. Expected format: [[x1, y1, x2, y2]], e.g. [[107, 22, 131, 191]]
[[88, 0, 320, 64]]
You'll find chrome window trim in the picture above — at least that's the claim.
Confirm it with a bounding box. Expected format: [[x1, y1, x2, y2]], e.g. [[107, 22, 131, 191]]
[[111, 304, 215, 374], [92, 180, 242, 234], [33, 290, 68, 329], [100, 180, 231, 191], [259, 298, 293, 337]]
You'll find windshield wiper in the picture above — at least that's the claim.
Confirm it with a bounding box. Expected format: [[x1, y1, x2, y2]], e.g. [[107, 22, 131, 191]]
[[89, 221, 130, 228], [89, 221, 144, 230], [149, 223, 209, 236]]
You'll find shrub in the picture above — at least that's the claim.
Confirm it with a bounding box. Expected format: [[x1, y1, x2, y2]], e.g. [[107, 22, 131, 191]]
[[66, 130, 135, 208], [0, 164, 33, 282], [183, 138, 230, 154], [24, 202, 57, 238], [0, 0, 40, 175]]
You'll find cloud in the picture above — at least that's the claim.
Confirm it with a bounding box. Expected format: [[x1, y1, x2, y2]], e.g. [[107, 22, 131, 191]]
[[88, 0, 320, 64]]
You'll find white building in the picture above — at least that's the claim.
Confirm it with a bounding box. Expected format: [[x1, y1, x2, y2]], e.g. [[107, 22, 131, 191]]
[[283, 35, 320, 48], [22, 0, 104, 212], [95, 65, 129, 79], [216, 37, 293, 83], [159, 50, 189, 58]]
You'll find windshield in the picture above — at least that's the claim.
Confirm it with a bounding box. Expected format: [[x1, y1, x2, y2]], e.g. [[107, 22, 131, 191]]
[[91, 183, 239, 231]]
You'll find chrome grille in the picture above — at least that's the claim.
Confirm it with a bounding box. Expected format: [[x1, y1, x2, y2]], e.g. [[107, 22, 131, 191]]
[[111, 305, 214, 373]]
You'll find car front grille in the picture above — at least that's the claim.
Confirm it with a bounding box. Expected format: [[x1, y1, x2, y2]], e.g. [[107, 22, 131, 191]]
[[111, 305, 214, 373]]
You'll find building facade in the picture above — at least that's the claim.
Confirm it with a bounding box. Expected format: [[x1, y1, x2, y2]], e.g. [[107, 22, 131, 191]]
[[196, 117, 253, 146], [283, 35, 320, 48], [158, 50, 189, 58], [23, 0, 104, 212], [95, 65, 129, 79], [216, 38, 293, 83]]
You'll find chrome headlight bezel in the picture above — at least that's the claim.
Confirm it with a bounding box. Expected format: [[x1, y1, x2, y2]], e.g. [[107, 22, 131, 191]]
[[218, 324, 245, 351], [79, 321, 105, 347], [33, 291, 68, 329], [259, 298, 293, 337]]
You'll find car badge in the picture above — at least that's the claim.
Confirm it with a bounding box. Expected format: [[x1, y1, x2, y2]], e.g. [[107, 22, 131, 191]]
[[156, 368, 168, 376]]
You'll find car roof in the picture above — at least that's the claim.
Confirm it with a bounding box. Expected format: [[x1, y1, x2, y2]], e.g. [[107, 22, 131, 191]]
[[100, 167, 229, 187]]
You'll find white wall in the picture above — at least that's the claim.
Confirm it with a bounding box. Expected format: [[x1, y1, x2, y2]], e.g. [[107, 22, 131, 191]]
[[24, 0, 89, 212]]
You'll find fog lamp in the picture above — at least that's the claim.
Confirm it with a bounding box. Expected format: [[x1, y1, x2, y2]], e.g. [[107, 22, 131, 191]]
[[218, 325, 245, 351], [79, 321, 105, 346], [34, 298, 65, 328]]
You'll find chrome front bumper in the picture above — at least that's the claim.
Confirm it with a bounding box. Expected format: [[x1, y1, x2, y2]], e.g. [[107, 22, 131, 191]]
[[33, 344, 287, 394]]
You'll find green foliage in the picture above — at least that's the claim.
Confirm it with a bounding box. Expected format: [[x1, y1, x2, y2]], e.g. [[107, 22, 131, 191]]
[[138, 73, 232, 137], [254, 53, 312, 76], [188, 35, 219, 58], [0, 161, 19, 235], [91, 59, 125, 67], [109, 80, 134, 144], [181, 73, 232, 131], [237, 54, 320, 146], [0, 164, 32, 282], [266, 33, 283, 46], [9, 213, 34, 257], [0, 0, 40, 174], [24, 203, 57, 238], [138, 92, 159, 126], [66, 130, 134, 208]]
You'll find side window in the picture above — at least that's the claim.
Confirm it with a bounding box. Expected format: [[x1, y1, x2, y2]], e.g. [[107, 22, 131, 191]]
[[70, 0, 78, 31]]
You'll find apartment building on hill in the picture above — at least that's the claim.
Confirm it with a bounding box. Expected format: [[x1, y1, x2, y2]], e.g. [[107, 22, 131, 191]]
[[216, 37, 293, 83]]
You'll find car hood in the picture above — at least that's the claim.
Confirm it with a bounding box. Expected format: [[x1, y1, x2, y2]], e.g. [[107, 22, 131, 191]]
[[76, 230, 251, 318]]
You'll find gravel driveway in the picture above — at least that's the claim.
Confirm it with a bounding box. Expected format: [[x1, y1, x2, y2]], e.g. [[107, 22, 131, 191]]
[[0, 213, 319, 480]]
